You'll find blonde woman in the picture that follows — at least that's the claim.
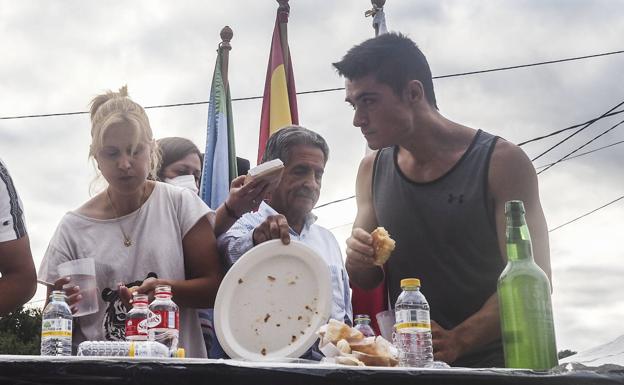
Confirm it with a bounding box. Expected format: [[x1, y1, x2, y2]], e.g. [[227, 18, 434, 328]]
[[38, 86, 222, 358]]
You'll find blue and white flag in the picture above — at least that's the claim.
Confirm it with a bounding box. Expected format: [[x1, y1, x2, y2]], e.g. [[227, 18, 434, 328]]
[[200, 49, 237, 208]]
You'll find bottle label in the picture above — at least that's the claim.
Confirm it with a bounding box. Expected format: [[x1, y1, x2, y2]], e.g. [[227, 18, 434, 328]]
[[41, 318, 72, 338], [395, 309, 430, 331], [125, 316, 148, 338], [128, 342, 153, 357], [149, 310, 179, 330]]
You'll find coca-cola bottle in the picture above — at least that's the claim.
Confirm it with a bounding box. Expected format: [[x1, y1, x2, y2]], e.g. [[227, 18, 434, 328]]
[[147, 285, 179, 352], [125, 293, 149, 341]]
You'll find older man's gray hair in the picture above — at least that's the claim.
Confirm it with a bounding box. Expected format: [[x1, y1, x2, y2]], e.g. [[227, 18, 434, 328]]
[[261, 125, 329, 164]]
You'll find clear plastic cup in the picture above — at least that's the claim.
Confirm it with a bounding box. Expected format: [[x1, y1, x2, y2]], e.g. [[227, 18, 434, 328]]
[[375, 309, 396, 342], [58, 258, 98, 317]]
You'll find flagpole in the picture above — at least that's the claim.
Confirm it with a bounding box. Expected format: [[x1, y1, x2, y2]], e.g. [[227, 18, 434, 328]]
[[277, 0, 290, 76], [365, 0, 386, 37], [219, 26, 233, 89]]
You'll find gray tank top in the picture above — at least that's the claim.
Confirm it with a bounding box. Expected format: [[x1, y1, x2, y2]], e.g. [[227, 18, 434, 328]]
[[373, 130, 504, 330]]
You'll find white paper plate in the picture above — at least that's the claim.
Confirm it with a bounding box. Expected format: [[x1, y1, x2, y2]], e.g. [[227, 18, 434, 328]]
[[215, 239, 332, 360]]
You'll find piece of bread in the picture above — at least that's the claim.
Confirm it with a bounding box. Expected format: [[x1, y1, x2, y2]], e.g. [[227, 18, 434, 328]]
[[323, 319, 364, 344], [352, 351, 398, 367], [336, 339, 351, 354], [371, 227, 396, 265], [334, 355, 365, 366], [349, 337, 378, 355]]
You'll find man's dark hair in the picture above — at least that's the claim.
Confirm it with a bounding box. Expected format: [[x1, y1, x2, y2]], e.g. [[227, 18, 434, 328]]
[[261, 125, 329, 165], [333, 33, 437, 109]]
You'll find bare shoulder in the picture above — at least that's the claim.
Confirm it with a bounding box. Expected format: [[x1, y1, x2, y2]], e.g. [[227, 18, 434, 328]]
[[355, 151, 378, 196], [489, 138, 538, 198], [358, 151, 378, 175], [491, 138, 531, 166]]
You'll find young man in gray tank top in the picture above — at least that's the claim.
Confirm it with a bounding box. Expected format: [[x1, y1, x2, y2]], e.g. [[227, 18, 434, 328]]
[[333, 33, 552, 367]]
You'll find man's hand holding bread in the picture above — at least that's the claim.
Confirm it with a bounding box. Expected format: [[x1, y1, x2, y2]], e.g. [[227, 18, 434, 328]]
[[346, 226, 396, 272]]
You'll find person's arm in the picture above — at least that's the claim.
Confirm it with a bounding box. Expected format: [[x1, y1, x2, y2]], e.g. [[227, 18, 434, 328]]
[[124, 215, 223, 308], [217, 215, 260, 265], [0, 235, 37, 315], [213, 176, 274, 236], [345, 153, 384, 289], [490, 140, 551, 281], [432, 140, 550, 364]]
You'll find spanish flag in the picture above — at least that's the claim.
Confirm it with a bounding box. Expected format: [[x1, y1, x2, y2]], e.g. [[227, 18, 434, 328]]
[[257, 2, 298, 163]]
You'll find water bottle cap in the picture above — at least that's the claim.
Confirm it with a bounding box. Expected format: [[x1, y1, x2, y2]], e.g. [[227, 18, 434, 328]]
[[354, 314, 371, 322], [400, 278, 421, 288]]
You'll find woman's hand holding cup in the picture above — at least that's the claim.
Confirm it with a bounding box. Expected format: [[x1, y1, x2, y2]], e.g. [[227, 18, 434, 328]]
[[53, 276, 82, 315]]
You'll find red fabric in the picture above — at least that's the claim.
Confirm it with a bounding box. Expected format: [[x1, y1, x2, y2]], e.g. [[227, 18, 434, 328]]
[[257, 15, 298, 163], [351, 280, 387, 335]]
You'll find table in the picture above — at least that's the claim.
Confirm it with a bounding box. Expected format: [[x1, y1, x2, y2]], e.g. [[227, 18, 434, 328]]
[[0, 356, 622, 385]]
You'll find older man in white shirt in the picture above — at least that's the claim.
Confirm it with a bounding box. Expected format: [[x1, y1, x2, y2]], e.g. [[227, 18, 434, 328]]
[[218, 126, 352, 326]]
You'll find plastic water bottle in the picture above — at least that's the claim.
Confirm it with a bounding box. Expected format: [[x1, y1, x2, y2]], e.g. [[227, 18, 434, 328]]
[[125, 293, 149, 341], [353, 314, 376, 337], [41, 290, 73, 356], [147, 285, 179, 352], [394, 278, 433, 367], [77, 340, 182, 357]]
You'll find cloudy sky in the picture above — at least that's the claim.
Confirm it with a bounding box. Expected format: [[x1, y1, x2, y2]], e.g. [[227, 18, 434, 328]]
[[1, 0, 623, 354]]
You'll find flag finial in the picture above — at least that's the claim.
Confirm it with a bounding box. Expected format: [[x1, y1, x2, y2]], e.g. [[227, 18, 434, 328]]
[[365, 0, 385, 17], [220, 26, 233, 50], [277, 0, 290, 12], [372, 0, 386, 8]]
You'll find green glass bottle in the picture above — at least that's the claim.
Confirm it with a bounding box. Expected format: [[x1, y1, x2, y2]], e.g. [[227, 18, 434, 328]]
[[497, 200, 558, 370]]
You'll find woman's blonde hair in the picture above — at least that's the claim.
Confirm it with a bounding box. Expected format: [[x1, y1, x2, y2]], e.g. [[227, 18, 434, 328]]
[[88, 85, 160, 179]]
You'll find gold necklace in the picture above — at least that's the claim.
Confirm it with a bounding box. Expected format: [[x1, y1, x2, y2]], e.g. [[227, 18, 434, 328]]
[[106, 183, 147, 247]]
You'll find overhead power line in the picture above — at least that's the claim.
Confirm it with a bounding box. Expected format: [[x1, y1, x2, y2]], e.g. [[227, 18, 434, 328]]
[[518, 110, 624, 147], [328, 222, 355, 231], [535, 139, 624, 170], [549, 194, 624, 232], [433, 49, 624, 79], [531, 99, 624, 162], [2, 49, 623, 121], [537, 117, 624, 174], [315, 195, 355, 210]]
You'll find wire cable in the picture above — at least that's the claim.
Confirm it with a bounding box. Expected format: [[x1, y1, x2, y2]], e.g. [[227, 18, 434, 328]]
[[549, 194, 624, 232], [2, 49, 623, 121], [535, 139, 624, 170], [518, 110, 624, 147], [537, 117, 624, 174], [433, 50, 624, 80], [328, 222, 355, 231], [531, 99, 624, 162], [314, 195, 355, 209]]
